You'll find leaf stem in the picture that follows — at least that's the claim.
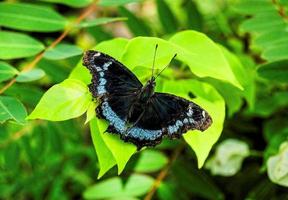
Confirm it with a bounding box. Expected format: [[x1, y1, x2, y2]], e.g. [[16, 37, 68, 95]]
[[0, 1, 98, 95], [144, 145, 184, 200]]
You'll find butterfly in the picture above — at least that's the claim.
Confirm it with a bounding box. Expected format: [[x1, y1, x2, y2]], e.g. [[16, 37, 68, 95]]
[[83, 46, 212, 149]]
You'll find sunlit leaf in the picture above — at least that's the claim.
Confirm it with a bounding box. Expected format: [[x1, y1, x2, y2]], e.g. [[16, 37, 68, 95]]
[[0, 2, 67, 32], [122, 32, 242, 89], [95, 118, 137, 174], [90, 118, 117, 178], [27, 79, 91, 121], [0, 96, 27, 124], [85, 102, 97, 124], [0, 31, 44, 59]]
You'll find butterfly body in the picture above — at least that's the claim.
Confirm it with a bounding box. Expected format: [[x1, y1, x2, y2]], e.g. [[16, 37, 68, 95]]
[[83, 50, 212, 149]]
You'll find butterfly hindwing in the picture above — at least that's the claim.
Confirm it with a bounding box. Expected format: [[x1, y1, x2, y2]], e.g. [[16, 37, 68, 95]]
[[83, 50, 212, 149], [124, 93, 212, 148]]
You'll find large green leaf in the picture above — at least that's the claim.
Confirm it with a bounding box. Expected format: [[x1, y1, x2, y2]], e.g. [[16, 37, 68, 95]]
[[162, 79, 225, 168], [27, 79, 91, 121], [0, 2, 67, 32], [169, 31, 242, 89], [44, 44, 83, 60], [0, 62, 18, 82], [90, 118, 117, 178], [0, 31, 44, 59], [94, 118, 137, 174], [83, 174, 154, 199], [122, 32, 242, 89], [0, 96, 27, 124]]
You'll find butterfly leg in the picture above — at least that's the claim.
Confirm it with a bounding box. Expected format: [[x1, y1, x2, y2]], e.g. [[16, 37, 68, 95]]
[[123, 109, 146, 136]]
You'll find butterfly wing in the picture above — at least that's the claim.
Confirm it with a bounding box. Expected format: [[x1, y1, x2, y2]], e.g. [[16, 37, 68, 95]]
[[124, 92, 212, 148], [83, 50, 143, 131]]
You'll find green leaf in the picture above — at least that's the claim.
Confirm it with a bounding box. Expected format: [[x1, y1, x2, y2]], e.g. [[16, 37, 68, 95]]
[[95, 118, 137, 174], [0, 31, 45, 59], [16, 69, 46, 83], [118, 6, 152, 36], [162, 79, 225, 168], [0, 96, 27, 124], [4, 143, 20, 170], [90, 118, 117, 178], [122, 32, 242, 89], [0, 62, 18, 82], [27, 79, 91, 121], [235, 0, 276, 15], [251, 91, 288, 117], [254, 30, 288, 48], [240, 13, 285, 34], [44, 44, 83, 60], [0, 2, 67, 32], [85, 102, 97, 124], [4, 84, 44, 107], [173, 160, 224, 200], [77, 17, 127, 28], [134, 150, 168, 173], [40, 0, 92, 8], [258, 59, 288, 83], [99, 0, 142, 7], [183, 0, 203, 31], [169, 31, 243, 89], [156, 0, 178, 33], [83, 174, 154, 199], [263, 43, 288, 61]]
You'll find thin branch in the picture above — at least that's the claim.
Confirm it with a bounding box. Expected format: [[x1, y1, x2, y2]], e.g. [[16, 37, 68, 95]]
[[272, 0, 288, 20], [144, 145, 184, 200], [0, 1, 98, 94], [0, 121, 44, 149]]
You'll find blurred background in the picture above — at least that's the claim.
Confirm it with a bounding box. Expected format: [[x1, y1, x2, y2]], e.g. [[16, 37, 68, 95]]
[[1, 0, 288, 199]]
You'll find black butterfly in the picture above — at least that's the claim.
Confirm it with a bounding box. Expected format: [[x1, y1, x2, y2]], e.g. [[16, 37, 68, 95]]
[[83, 47, 212, 149]]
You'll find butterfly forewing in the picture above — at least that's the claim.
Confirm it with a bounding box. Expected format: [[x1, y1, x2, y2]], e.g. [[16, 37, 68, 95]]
[[83, 50, 212, 149]]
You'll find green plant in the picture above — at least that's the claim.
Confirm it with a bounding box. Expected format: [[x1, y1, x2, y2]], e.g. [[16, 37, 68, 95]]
[[1, 0, 288, 199]]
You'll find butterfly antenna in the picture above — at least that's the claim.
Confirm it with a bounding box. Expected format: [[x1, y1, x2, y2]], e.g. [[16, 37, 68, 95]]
[[154, 53, 177, 80], [152, 44, 158, 78]]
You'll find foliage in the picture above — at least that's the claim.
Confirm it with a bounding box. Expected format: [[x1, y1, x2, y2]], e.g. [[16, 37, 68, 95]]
[[1, 0, 288, 199]]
